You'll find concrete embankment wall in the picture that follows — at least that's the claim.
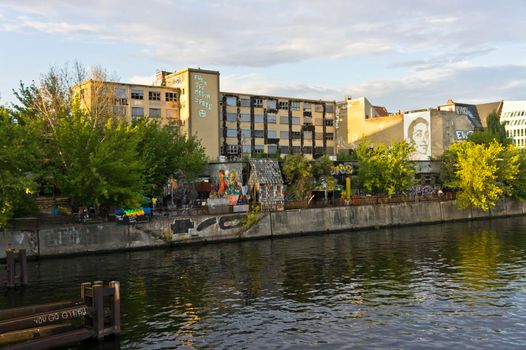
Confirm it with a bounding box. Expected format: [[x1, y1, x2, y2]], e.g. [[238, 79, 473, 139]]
[[1, 199, 525, 259]]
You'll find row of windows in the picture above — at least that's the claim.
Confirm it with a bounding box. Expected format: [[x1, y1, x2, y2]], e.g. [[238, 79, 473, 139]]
[[502, 110, 526, 118], [131, 107, 162, 118], [129, 89, 177, 102], [223, 113, 334, 126], [223, 128, 334, 140], [508, 128, 526, 137], [224, 144, 334, 156], [223, 96, 335, 113], [504, 118, 526, 126]]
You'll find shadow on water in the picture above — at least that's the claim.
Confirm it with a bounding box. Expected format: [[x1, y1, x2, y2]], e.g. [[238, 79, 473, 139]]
[[2, 216, 526, 348]]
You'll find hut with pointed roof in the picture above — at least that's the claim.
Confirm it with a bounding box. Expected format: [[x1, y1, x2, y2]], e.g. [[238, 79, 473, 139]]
[[248, 159, 285, 211]]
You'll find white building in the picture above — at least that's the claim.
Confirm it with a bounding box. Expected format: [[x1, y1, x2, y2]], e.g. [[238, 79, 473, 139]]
[[500, 101, 526, 148]]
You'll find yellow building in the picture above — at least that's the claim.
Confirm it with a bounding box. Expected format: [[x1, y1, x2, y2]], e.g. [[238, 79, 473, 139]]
[[75, 68, 336, 160], [337, 97, 475, 160]]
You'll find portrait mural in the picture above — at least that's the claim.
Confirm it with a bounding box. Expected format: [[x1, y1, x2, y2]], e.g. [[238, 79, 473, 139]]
[[404, 111, 431, 161]]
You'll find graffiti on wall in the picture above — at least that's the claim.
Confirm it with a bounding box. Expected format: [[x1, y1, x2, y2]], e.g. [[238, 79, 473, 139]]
[[404, 111, 431, 161], [193, 74, 213, 118], [332, 163, 353, 176]]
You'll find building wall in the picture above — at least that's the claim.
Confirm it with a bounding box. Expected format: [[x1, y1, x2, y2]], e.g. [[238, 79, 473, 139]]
[[74, 80, 181, 126], [336, 97, 403, 150], [219, 93, 336, 160], [500, 100, 526, 149]]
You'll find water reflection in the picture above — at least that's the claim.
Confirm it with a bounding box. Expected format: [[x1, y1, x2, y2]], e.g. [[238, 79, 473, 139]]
[[2, 217, 526, 348]]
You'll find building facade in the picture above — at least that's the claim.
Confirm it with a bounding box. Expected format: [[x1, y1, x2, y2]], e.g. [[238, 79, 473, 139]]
[[500, 100, 526, 148], [75, 68, 336, 160]]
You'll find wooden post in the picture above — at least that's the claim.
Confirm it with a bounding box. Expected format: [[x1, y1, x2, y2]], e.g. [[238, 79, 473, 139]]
[[6, 250, 16, 288], [92, 283, 104, 340], [109, 281, 121, 334], [18, 250, 28, 286]]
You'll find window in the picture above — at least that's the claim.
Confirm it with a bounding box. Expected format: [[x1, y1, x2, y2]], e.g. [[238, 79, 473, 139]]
[[280, 116, 289, 124], [267, 99, 277, 110], [267, 130, 277, 138], [166, 109, 177, 119], [255, 114, 264, 123], [226, 113, 237, 122], [254, 98, 263, 108], [149, 108, 161, 118], [278, 101, 289, 110], [116, 87, 127, 99], [149, 91, 161, 101], [314, 104, 324, 113], [226, 96, 237, 106], [304, 102, 311, 111], [241, 129, 251, 138], [291, 131, 301, 139], [291, 117, 300, 125], [303, 146, 312, 153], [227, 128, 237, 138], [240, 113, 251, 122], [326, 104, 334, 113], [291, 101, 300, 111], [254, 130, 265, 138], [165, 92, 177, 102], [325, 133, 334, 140], [280, 146, 289, 154], [303, 131, 313, 140], [325, 119, 334, 126], [292, 146, 301, 154], [327, 148, 334, 155], [131, 89, 144, 100], [240, 98, 250, 107], [242, 144, 252, 153], [280, 131, 289, 139], [227, 145, 239, 155], [132, 107, 144, 117], [268, 144, 278, 154], [268, 114, 276, 124], [113, 106, 126, 116], [254, 144, 264, 153]]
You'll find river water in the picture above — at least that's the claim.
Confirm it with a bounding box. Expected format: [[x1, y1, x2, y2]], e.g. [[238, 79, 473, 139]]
[[2, 217, 526, 349]]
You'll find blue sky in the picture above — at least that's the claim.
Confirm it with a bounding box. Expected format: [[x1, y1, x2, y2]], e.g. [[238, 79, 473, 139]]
[[1, 0, 526, 111]]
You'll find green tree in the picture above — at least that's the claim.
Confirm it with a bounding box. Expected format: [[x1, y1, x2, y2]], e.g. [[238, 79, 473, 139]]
[[468, 110, 510, 146], [0, 107, 40, 227], [336, 150, 356, 161], [355, 139, 415, 196], [282, 154, 314, 200], [445, 141, 519, 211], [135, 119, 207, 195]]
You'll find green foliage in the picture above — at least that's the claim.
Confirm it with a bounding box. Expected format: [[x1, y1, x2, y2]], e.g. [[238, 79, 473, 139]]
[[468, 110, 511, 146], [355, 138, 415, 196], [135, 119, 207, 195], [312, 155, 334, 183], [282, 154, 314, 200], [243, 204, 261, 229], [444, 141, 519, 211], [336, 150, 357, 161], [0, 107, 40, 227]]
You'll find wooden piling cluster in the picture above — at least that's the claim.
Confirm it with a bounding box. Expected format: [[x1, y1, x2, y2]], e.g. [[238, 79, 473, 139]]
[[3, 249, 28, 288], [0, 281, 120, 349]]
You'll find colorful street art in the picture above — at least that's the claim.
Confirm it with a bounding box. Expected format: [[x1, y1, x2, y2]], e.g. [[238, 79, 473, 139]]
[[332, 163, 353, 176]]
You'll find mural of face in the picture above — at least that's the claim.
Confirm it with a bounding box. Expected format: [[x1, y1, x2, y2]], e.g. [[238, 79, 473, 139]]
[[408, 117, 429, 156]]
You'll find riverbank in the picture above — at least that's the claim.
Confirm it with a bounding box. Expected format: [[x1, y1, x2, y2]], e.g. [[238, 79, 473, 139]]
[[1, 198, 524, 259]]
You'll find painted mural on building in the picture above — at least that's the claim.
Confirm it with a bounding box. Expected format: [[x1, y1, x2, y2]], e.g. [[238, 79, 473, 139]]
[[404, 111, 431, 161]]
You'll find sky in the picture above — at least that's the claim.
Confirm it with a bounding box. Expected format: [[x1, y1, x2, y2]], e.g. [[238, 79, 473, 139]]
[[1, 0, 526, 111]]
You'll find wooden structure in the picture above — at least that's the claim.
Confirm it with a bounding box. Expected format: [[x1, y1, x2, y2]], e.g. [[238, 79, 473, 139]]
[[0, 281, 120, 349], [248, 159, 285, 211], [3, 250, 28, 289]]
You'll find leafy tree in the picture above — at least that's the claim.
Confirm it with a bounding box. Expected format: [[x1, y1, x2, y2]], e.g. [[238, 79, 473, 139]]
[[0, 107, 39, 227], [336, 150, 357, 161], [468, 110, 510, 146], [445, 141, 519, 211], [355, 139, 415, 196], [135, 119, 207, 195], [282, 154, 314, 200], [312, 155, 334, 183]]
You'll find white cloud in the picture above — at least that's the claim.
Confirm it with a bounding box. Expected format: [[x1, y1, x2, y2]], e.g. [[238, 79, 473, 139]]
[[128, 75, 155, 85]]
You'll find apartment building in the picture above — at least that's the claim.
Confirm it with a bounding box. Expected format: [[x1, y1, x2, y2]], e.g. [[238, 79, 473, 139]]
[[76, 68, 336, 160], [219, 92, 336, 160], [500, 100, 526, 148], [75, 80, 181, 125]]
